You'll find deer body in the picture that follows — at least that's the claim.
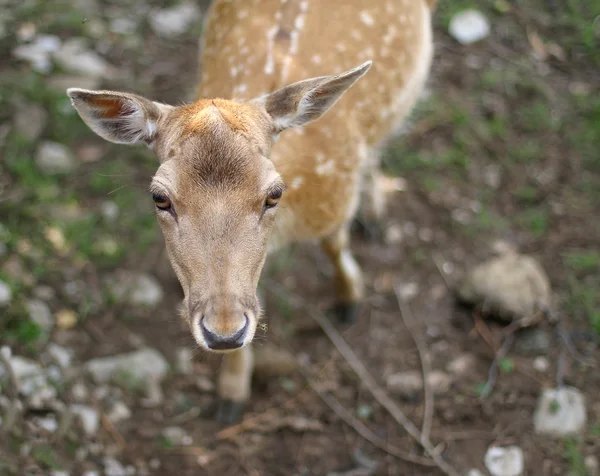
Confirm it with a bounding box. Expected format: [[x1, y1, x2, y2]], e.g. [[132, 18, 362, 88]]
[[68, 0, 435, 424]]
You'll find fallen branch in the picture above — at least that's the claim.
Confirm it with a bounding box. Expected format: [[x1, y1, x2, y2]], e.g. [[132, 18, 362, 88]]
[[268, 281, 461, 476], [296, 358, 436, 467], [479, 333, 515, 400], [392, 284, 434, 443]]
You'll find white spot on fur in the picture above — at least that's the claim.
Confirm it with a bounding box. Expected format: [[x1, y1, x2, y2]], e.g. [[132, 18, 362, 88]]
[[316, 152, 325, 163], [300, 0, 309, 12], [351, 30, 362, 41], [335, 43, 346, 53], [360, 11, 375, 26], [339, 249, 362, 290], [238, 10, 248, 19], [290, 176, 304, 189], [294, 15, 305, 30], [311, 54, 321, 64], [316, 159, 335, 175], [383, 25, 397, 44]]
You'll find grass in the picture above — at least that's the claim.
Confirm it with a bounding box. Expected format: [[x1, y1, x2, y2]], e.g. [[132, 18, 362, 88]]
[[563, 437, 587, 476]]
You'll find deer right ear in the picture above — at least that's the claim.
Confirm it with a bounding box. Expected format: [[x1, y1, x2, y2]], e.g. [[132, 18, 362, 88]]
[[66, 89, 173, 146], [252, 61, 372, 133]]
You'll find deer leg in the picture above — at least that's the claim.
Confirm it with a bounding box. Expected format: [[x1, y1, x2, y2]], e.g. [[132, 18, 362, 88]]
[[215, 344, 253, 425], [321, 226, 364, 324], [353, 158, 387, 241]]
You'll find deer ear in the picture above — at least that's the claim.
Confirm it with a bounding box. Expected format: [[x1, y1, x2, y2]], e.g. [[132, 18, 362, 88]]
[[253, 61, 372, 132], [66, 89, 173, 145]]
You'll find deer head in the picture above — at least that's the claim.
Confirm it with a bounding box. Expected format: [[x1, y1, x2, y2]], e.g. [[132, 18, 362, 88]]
[[67, 61, 371, 353]]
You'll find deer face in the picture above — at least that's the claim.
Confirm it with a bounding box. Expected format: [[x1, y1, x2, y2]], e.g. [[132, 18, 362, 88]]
[[67, 61, 371, 352]]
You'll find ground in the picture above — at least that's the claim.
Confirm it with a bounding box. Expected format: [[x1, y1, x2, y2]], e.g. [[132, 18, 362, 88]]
[[0, 0, 599, 475]]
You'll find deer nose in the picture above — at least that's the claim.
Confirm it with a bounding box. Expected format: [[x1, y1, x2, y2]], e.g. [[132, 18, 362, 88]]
[[200, 314, 249, 350]]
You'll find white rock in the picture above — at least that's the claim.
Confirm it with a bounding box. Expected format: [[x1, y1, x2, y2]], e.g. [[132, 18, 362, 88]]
[[447, 353, 477, 378], [586, 455, 599, 476], [3, 355, 42, 380], [71, 382, 89, 402], [71, 404, 99, 436], [103, 457, 127, 476], [386, 371, 423, 398], [457, 251, 551, 320], [141, 378, 164, 407], [148, 3, 200, 38], [0, 280, 11, 306], [532, 356, 549, 373], [110, 272, 164, 307], [100, 201, 119, 222], [484, 445, 524, 476], [25, 299, 54, 332], [33, 285, 55, 301], [449, 10, 490, 45], [162, 426, 192, 446], [47, 343, 73, 368], [109, 18, 137, 35], [14, 102, 48, 141], [12, 35, 61, 73], [36, 415, 58, 432], [107, 401, 131, 424], [466, 470, 485, 476], [52, 38, 115, 79], [85, 347, 169, 385], [50, 471, 69, 476], [427, 370, 453, 394], [35, 141, 76, 174], [175, 347, 194, 375], [533, 387, 586, 437]]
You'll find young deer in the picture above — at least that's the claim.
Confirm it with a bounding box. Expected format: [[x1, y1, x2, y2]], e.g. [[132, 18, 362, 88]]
[[67, 0, 436, 423]]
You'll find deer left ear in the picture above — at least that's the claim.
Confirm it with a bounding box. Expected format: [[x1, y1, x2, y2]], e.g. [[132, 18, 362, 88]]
[[66, 89, 173, 145], [252, 60, 372, 132]]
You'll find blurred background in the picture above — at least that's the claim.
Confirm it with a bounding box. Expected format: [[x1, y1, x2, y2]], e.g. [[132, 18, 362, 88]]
[[0, 0, 598, 475]]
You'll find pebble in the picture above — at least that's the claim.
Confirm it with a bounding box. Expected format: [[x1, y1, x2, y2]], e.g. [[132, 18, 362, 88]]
[[586, 455, 599, 476], [103, 457, 127, 476], [25, 299, 54, 332], [100, 201, 119, 222], [12, 34, 61, 73], [71, 382, 89, 402], [162, 426, 192, 446], [466, 470, 485, 476], [148, 2, 201, 38], [533, 386, 586, 437], [484, 445, 524, 476], [52, 38, 116, 79], [195, 375, 215, 393], [47, 343, 73, 368], [14, 102, 48, 141], [35, 141, 76, 175], [0, 280, 11, 306], [447, 353, 477, 378], [71, 404, 100, 436], [36, 415, 58, 433], [449, 10, 491, 45], [109, 272, 164, 307], [386, 370, 453, 398], [85, 347, 169, 385], [33, 285, 56, 301], [107, 401, 132, 424], [532, 356, 549, 373]]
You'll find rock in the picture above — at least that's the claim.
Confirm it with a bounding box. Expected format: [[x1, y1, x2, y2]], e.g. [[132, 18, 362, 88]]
[[47, 343, 73, 368], [12, 35, 61, 73], [466, 470, 485, 476], [0, 280, 11, 306], [107, 401, 131, 424], [533, 387, 586, 438], [162, 426, 192, 446], [253, 344, 297, 379], [35, 415, 58, 433], [586, 455, 599, 476], [148, 3, 201, 38], [50, 471, 69, 476], [141, 378, 164, 407], [514, 328, 550, 355], [484, 445, 524, 476], [532, 356, 549, 373], [175, 347, 194, 375], [71, 404, 99, 436], [85, 347, 169, 385], [449, 10, 490, 45], [25, 299, 53, 332], [427, 370, 453, 394], [109, 272, 164, 307], [447, 353, 477, 378], [100, 201, 119, 222], [71, 382, 89, 402], [14, 102, 48, 141], [52, 38, 116, 79], [103, 457, 127, 476], [384, 224, 403, 245], [2, 354, 42, 381], [195, 375, 215, 392], [456, 251, 551, 321], [35, 141, 76, 175], [396, 282, 419, 302], [386, 371, 423, 399], [33, 285, 55, 301], [56, 309, 78, 330]]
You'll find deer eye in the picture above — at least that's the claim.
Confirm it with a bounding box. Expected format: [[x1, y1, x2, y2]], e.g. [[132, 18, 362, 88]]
[[152, 193, 172, 211], [265, 188, 282, 209]]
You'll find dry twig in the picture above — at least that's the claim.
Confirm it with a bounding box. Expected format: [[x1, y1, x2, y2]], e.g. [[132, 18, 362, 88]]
[[268, 281, 461, 476], [392, 284, 434, 443], [479, 333, 515, 400]]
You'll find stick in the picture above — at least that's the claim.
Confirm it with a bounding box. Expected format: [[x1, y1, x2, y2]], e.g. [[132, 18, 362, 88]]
[[297, 359, 436, 467], [268, 281, 461, 476], [479, 333, 515, 400], [392, 284, 434, 443]]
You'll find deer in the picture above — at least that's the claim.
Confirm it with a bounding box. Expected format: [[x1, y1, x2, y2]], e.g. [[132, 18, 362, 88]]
[[67, 0, 436, 424]]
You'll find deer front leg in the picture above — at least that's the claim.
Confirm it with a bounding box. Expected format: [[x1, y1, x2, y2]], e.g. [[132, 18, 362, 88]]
[[215, 344, 253, 424], [321, 226, 365, 324], [354, 162, 387, 241]]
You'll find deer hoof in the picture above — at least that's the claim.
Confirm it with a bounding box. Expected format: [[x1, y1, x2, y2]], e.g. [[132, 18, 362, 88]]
[[214, 398, 245, 425], [330, 302, 360, 325]]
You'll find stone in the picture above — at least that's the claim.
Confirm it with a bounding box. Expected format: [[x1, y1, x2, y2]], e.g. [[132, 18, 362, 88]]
[[533, 387, 586, 438], [0, 280, 11, 306], [12, 35, 61, 73], [14, 102, 48, 141], [25, 299, 53, 332], [107, 401, 131, 424], [50, 471, 69, 476], [85, 347, 169, 385], [141, 378, 164, 407], [484, 445, 524, 476], [148, 3, 200, 38], [33, 285, 55, 301], [56, 309, 78, 330], [100, 201, 119, 222], [514, 328, 551, 355], [427, 370, 453, 394], [456, 251, 551, 320], [52, 38, 116, 79], [35, 141, 76, 175], [71, 382, 89, 402], [585, 455, 599, 476], [175, 347, 194, 375], [386, 371, 423, 399], [162, 426, 192, 446], [71, 404, 99, 436], [466, 470, 485, 476], [47, 343, 73, 368], [36, 415, 58, 433], [532, 356, 549, 373], [449, 10, 490, 45], [195, 375, 215, 393], [253, 344, 297, 379], [109, 272, 164, 307], [447, 353, 477, 378], [103, 457, 127, 476]]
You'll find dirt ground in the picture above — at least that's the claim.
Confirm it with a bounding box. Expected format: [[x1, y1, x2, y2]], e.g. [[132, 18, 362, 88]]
[[1, 0, 599, 475]]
